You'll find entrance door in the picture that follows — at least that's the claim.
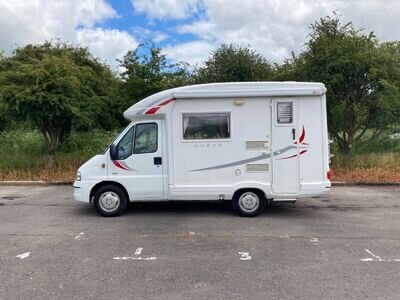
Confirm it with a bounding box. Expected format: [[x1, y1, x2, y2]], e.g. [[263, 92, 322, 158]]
[[271, 99, 300, 194], [109, 120, 164, 200]]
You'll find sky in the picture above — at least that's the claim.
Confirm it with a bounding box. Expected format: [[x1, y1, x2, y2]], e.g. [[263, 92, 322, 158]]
[[0, 0, 399, 69]]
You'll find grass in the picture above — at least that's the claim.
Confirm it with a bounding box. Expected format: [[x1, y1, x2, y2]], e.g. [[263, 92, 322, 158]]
[[0, 129, 117, 181], [331, 153, 400, 183], [0, 129, 399, 182]]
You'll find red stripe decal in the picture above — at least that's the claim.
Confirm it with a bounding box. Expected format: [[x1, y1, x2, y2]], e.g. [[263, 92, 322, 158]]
[[159, 98, 175, 106], [280, 153, 298, 160], [145, 98, 176, 115], [280, 149, 308, 160], [112, 160, 128, 170], [145, 107, 160, 115], [299, 126, 305, 144], [299, 150, 308, 155]]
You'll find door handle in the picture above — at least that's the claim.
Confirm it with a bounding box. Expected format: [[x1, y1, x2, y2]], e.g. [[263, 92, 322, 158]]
[[292, 128, 296, 140], [154, 157, 162, 165]]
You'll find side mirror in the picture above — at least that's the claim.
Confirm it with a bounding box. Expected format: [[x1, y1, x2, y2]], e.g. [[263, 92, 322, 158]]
[[109, 144, 118, 160]]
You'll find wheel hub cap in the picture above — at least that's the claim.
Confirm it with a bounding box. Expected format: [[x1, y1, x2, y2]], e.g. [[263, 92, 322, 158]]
[[239, 193, 259, 212], [99, 192, 120, 213]]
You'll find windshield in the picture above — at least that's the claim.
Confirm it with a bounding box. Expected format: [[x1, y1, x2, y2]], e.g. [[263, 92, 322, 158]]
[[102, 123, 134, 154]]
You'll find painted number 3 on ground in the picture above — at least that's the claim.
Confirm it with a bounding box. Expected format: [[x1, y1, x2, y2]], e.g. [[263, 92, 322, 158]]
[[238, 252, 251, 260]]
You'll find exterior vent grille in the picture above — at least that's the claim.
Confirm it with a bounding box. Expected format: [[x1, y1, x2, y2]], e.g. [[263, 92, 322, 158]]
[[277, 102, 293, 124], [246, 141, 268, 150], [246, 164, 269, 172]]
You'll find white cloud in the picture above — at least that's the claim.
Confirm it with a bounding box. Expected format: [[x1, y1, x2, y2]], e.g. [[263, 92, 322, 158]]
[[168, 0, 400, 63], [178, 21, 216, 41], [153, 32, 169, 43], [0, 0, 117, 52], [131, 0, 199, 19], [0, 0, 139, 69], [1, 0, 399, 69], [77, 28, 138, 68], [132, 27, 169, 44], [164, 40, 215, 65]]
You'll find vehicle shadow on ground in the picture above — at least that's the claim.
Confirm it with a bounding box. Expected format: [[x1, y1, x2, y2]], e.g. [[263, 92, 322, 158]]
[[127, 201, 234, 216], [72, 200, 318, 219], [71, 201, 234, 217]]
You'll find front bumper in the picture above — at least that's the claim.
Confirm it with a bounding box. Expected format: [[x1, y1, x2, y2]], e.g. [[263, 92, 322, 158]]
[[73, 181, 93, 203]]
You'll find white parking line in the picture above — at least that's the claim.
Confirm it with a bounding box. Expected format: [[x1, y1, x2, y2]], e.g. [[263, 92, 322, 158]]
[[114, 248, 157, 261], [16, 252, 31, 259], [113, 257, 157, 261], [360, 249, 400, 262], [310, 237, 323, 245], [74, 232, 86, 240]]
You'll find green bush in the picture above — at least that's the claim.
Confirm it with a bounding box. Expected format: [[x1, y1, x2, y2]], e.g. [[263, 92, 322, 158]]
[[332, 152, 400, 169], [1, 128, 399, 172], [351, 128, 400, 154], [62, 130, 119, 154], [0, 129, 119, 170]]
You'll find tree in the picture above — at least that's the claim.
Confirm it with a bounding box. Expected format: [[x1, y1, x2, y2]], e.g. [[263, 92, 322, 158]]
[[0, 41, 119, 167], [292, 15, 400, 154], [195, 44, 273, 83], [118, 44, 191, 106], [0, 52, 8, 132]]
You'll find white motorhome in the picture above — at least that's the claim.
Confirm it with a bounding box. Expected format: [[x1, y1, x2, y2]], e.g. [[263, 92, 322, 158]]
[[73, 82, 331, 217]]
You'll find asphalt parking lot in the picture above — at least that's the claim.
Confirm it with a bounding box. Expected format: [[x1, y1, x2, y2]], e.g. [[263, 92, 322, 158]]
[[1, 185, 400, 299]]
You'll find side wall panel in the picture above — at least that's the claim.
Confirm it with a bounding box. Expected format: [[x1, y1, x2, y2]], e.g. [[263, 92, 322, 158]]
[[298, 96, 325, 184], [170, 98, 271, 199]]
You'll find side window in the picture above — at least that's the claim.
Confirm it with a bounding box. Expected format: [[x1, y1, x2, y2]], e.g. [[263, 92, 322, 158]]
[[277, 102, 293, 124], [134, 123, 158, 154], [116, 127, 134, 160], [183, 113, 230, 140]]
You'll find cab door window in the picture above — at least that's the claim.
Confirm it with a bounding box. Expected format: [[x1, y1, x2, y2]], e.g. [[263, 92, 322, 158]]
[[134, 123, 158, 154]]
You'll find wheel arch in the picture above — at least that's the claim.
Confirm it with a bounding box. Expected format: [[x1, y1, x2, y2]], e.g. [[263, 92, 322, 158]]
[[232, 188, 267, 201], [90, 181, 130, 204]]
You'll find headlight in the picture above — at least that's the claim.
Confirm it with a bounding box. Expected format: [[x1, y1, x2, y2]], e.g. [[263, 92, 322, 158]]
[[76, 171, 81, 181]]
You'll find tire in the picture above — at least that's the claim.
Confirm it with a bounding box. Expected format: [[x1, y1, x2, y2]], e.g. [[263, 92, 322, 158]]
[[232, 190, 266, 217], [93, 185, 128, 217]]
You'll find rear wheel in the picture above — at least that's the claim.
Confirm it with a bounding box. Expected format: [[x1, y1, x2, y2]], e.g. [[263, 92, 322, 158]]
[[232, 190, 266, 217], [93, 185, 128, 217]]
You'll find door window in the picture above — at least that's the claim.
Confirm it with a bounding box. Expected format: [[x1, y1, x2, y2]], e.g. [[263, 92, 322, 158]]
[[134, 123, 158, 154]]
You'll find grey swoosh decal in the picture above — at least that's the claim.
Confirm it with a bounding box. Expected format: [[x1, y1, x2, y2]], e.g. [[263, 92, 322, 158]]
[[190, 145, 297, 171]]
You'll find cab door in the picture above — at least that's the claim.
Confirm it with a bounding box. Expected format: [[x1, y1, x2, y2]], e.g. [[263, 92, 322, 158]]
[[271, 99, 300, 195], [108, 120, 164, 200]]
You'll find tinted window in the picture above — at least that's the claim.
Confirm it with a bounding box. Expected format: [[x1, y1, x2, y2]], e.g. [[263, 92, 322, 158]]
[[116, 127, 134, 160], [134, 123, 158, 154], [183, 113, 230, 140]]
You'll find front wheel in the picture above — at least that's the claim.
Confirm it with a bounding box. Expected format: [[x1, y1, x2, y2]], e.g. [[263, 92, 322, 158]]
[[232, 190, 266, 217], [93, 185, 128, 217]]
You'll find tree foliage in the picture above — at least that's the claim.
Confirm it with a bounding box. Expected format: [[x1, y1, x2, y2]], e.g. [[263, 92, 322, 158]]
[[288, 16, 400, 154], [118, 44, 191, 106], [0, 41, 119, 167], [0, 15, 400, 165], [195, 44, 273, 83], [0, 52, 8, 132]]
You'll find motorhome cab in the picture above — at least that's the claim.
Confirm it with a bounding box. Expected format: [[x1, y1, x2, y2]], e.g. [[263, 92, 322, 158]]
[[73, 82, 331, 217]]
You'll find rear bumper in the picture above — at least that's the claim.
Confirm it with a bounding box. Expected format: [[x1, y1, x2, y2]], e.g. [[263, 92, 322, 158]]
[[298, 181, 331, 198]]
